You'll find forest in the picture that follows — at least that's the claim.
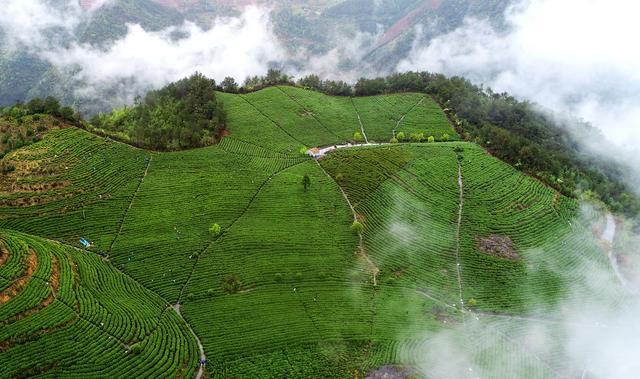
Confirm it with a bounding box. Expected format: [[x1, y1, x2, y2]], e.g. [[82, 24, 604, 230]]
[[90, 73, 226, 151]]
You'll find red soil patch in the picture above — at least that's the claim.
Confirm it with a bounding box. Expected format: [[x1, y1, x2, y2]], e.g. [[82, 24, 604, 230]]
[[367, 365, 414, 379], [477, 235, 520, 260], [41, 255, 59, 307], [0, 249, 37, 304], [375, 0, 441, 48], [0, 244, 8, 267]]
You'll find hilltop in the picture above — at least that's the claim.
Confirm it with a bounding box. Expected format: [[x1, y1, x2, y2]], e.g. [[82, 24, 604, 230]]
[[0, 82, 627, 377]]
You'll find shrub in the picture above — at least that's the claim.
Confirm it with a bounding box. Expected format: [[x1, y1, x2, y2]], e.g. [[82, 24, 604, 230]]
[[390, 137, 398, 144], [295, 272, 303, 281], [207, 288, 215, 296], [335, 173, 344, 182], [441, 133, 450, 142], [410, 132, 425, 142], [351, 221, 364, 234], [299, 145, 309, 156], [130, 343, 143, 355], [302, 174, 311, 192], [467, 298, 477, 307], [209, 223, 222, 236], [396, 132, 406, 142], [1, 162, 16, 174], [274, 273, 284, 282], [427, 136, 435, 143], [221, 275, 242, 294]]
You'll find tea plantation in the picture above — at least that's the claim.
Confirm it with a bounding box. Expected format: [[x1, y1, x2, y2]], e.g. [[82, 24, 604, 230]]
[[0, 86, 621, 378]]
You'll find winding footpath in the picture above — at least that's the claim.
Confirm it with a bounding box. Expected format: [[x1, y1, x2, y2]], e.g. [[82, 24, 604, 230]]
[[172, 304, 207, 379], [602, 212, 625, 285], [454, 163, 466, 318], [350, 99, 369, 144], [314, 160, 379, 285]]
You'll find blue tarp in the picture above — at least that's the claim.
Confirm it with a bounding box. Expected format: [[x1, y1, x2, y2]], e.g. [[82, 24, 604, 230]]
[[79, 238, 90, 248]]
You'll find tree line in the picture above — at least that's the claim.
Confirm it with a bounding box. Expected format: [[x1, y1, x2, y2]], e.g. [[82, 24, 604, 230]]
[[90, 73, 226, 151], [0, 97, 80, 164]]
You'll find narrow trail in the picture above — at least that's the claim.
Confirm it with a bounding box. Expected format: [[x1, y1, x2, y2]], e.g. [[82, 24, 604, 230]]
[[275, 86, 342, 140], [602, 212, 625, 285], [173, 160, 307, 379], [314, 160, 379, 286], [52, 238, 207, 378], [238, 94, 307, 146], [107, 155, 152, 257], [454, 162, 466, 319], [392, 96, 425, 137], [173, 304, 207, 379], [350, 98, 369, 144], [176, 160, 306, 305]]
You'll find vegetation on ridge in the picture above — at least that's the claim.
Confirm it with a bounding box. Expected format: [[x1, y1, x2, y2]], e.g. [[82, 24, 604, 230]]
[[90, 73, 226, 151]]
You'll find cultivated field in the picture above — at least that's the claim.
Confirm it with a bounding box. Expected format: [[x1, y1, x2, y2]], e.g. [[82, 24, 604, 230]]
[[0, 87, 620, 378]]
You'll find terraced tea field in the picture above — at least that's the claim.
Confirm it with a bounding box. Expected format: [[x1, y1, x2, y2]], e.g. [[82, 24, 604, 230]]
[[217, 86, 455, 150], [0, 87, 623, 378]]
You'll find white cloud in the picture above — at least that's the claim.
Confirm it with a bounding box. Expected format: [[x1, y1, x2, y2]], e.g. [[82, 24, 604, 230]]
[[44, 6, 286, 103], [0, 0, 82, 49], [0, 1, 287, 106], [397, 0, 640, 150]]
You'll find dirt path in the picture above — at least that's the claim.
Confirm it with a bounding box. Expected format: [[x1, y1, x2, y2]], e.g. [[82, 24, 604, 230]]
[[307, 142, 389, 159], [602, 212, 625, 285], [392, 97, 425, 137], [239, 94, 307, 146], [350, 98, 369, 144], [276, 87, 342, 140], [108, 155, 152, 257], [173, 304, 207, 379], [454, 163, 465, 316], [314, 160, 379, 285]]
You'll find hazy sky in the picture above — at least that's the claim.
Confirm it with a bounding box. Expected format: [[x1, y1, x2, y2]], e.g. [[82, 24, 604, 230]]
[[0, 0, 638, 157], [398, 0, 640, 152]]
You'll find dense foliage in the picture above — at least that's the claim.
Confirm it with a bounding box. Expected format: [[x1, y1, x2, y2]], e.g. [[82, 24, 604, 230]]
[[0, 97, 78, 160], [90, 73, 226, 151]]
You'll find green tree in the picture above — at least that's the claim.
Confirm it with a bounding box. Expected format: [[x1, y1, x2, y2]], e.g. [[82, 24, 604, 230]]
[[209, 223, 222, 236], [130, 343, 143, 355], [302, 174, 311, 192], [428, 136, 435, 143], [390, 137, 398, 144], [220, 76, 238, 92], [396, 132, 406, 142], [221, 275, 242, 294], [351, 221, 364, 234], [353, 131, 363, 143], [441, 133, 450, 142], [43, 96, 61, 115]]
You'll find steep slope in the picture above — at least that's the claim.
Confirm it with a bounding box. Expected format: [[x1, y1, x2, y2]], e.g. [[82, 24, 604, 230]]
[[0, 229, 198, 377], [0, 87, 623, 378]]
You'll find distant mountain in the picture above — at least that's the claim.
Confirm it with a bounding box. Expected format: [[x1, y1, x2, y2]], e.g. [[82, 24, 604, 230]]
[[0, 0, 511, 110]]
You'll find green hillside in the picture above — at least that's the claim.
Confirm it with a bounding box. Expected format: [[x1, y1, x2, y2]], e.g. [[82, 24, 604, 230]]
[[0, 87, 622, 378]]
